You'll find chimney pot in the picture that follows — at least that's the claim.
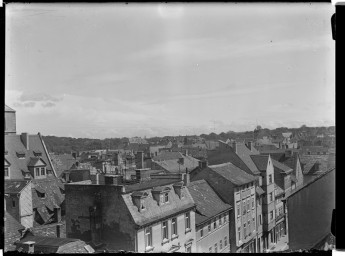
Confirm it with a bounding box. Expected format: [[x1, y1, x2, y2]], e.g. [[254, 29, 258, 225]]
[[232, 141, 237, 153]]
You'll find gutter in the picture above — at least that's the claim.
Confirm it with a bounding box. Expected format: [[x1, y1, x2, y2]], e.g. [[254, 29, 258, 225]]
[[38, 132, 58, 178]]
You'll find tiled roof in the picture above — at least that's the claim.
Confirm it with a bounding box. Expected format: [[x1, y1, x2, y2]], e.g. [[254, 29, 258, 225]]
[[5, 180, 31, 194], [32, 177, 65, 224], [5, 105, 16, 112], [300, 146, 329, 155], [5, 134, 55, 179], [255, 144, 279, 152], [50, 154, 78, 178], [15, 234, 89, 253], [234, 143, 260, 175], [250, 155, 269, 172], [124, 178, 182, 193], [4, 211, 25, 252], [152, 151, 184, 161], [271, 159, 293, 174], [209, 162, 257, 186], [299, 154, 335, 176], [27, 157, 47, 167], [187, 180, 231, 225], [122, 183, 195, 227], [152, 155, 199, 173]]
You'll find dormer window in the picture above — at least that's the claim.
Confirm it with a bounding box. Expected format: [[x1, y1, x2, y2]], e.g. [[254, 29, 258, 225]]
[[4, 167, 9, 177], [152, 187, 172, 205], [16, 151, 26, 159], [131, 191, 148, 212], [173, 182, 185, 199], [164, 193, 169, 203], [37, 191, 45, 198], [33, 150, 42, 157]]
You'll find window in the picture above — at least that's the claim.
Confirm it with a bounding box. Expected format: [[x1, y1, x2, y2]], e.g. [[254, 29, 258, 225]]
[[37, 191, 45, 198], [160, 194, 164, 204], [214, 243, 218, 253], [242, 201, 246, 215], [248, 220, 250, 234], [219, 215, 222, 226], [164, 192, 169, 203], [172, 218, 177, 237], [214, 220, 217, 229], [12, 198, 16, 208], [220, 240, 223, 250], [269, 192, 273, 203], [237, 202, 240, 216], [40, 167, 45, 176], [186, 244, 192, 253], [200, 228, 204, 237], [252, 217, 255, 230], [162, 221, 168, 241], [185, 212, 191, 230], [209, 247, 212, 252], [252, 197, 254, 209], [238, 227, 241, 241], [269, 174, 272, 184], [259, 215, 262, 225], [244, 223, 246, 237], [145, 227, 152, 248], [224, 236, 228, 247], [35, 168, 40, 177], [224, 214, 227, 223], [247, 200, 250, 212], [270, 211, 274, 221], [141, 200, 145, 210], [208, 222, 211, 232], [4, 167, 9, 177]]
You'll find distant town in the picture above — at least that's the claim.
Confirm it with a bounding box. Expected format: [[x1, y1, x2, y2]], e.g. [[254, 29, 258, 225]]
[[4, 104, 335, 253]]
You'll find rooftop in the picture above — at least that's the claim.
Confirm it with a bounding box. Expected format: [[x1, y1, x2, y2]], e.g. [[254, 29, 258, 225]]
[[5, 180, 31, 194], [187, 180, 232, 225]]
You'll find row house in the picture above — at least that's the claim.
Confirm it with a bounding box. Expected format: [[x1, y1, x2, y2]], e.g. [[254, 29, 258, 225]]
[[187, 180, 232, 253], [65, 174, 197, 252], [190, 161, 258, 253]]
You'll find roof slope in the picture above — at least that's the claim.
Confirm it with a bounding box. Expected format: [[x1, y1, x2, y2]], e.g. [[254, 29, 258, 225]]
[[299, 154, 335, 176], [250, 155, 269, 172], [152, 151, 183, 161], [5, 180, 31, 194], [5, 134, 54, 179], [187, 180, 232, 225], [122, 183, 195, 227], [271, 159, 293, 174], [235, 143, 260, 175], [50, 154, 77, 178], [5, 105, 16, 112], [4, 211, 25, 252], [209, 162, 257, 186], [153, 153, 199, 173]]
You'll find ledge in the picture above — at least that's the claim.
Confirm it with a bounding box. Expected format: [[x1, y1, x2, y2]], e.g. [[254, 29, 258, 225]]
[[185, 228, 192, 234], [145, 246, 154, 253], [171, 235, 179, 241], [162, 239, 170, 245]]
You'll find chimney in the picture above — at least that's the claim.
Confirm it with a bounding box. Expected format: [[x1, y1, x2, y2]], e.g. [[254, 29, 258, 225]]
[[248, 141, 253, 151], [24, 241, 35, 254], [183, 168, 190, 186], [72, 152, 77, 159], [54, 207, 61, 223], [232, 141, 237, 153], [56, 223, 62, 238], [136, 151, 144, 169], [64, 172, 70, 183], [21, 133, 29, 150], [198, 160, 208, 169]]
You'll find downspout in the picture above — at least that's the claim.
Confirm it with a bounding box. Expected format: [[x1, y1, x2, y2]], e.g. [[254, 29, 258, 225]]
[[38, 132, 58, 178]]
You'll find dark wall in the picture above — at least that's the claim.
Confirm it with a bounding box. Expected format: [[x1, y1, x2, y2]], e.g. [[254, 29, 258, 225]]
[[285, 169, 335, 251]]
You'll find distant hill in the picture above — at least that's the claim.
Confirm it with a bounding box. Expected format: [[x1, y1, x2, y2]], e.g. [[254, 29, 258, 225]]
[[42, 125, 335, 154]]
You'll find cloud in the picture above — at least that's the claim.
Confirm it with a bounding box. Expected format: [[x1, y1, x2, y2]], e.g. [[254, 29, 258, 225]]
[[19, 92, 63, 102], [41, 102, 55, 108]]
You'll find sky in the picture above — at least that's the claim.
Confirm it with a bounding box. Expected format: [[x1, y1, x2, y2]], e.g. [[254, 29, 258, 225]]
[[5, 3, 335, 139]]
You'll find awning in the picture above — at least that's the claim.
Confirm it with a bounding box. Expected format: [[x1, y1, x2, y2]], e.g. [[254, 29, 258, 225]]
[[256, 186, 265, 196]]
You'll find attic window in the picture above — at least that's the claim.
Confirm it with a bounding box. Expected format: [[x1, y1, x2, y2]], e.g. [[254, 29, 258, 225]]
[[33, 150, 42, 157], [16, 152, 26, 159], [37, 191, 45, 198]]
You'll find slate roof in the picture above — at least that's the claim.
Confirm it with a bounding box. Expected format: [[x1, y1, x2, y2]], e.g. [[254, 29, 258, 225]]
[[187, 180, 232, 225], [4, 211, 25, 252], [234, 143, 261, 175], [15, 234, 91, 253], [250, 155, 269, 172], [27, 157, 47, 167], [50, 153, 78, 178], [299, 154, 335, 176], [122, 183, 195, 227], [5, 134, 55, 179], [32, 177, 65, 224], [209, 162, 257, 186], [5, 180, 31, 194], [271, 159, 293, 174], [152, 151, 184, 161], [153, 154, 199, 173]]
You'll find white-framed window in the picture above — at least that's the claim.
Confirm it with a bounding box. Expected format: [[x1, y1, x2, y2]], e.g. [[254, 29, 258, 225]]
[[248, 220, 250, 234], [200, 227, 204, 237], [270, 210, 274, 221], [244, 223, 246, 237], [214, 219, 217, 229], [224, 214, 227, 223], [172, 218, 177, 237], [251, 197, 255, 209], [220, 239, 223, 250], [269, 192, 273, 203], [35, 168, 40, 177], [186, 244, 192, 253], [237, 202, 240, 216], [185, 212, 191, 230], [219, 215, 222, 226], [145, 227, 152, 248], [40, 167, 45, 176], [4, 167, 9, 177], [238, 227, 241, 241], [208, 222, 211, 232], [252, 217, 255, 230], [162, 221, 168, 241], [247, 199, 250, 212], [269, 174, 272, 184], [214, 243, 218, 253], [224, 236, 228, 247]]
